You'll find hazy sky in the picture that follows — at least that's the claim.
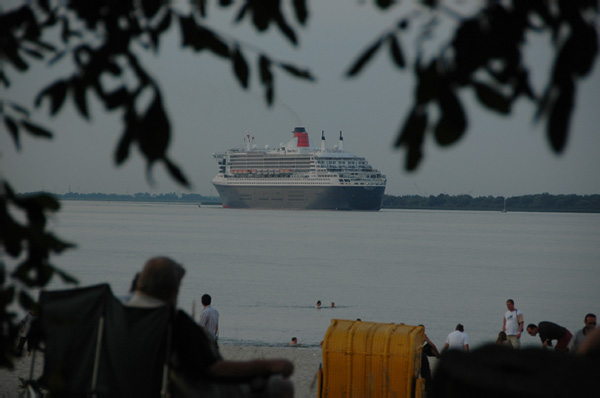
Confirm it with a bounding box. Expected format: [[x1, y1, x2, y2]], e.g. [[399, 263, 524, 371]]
[[2, 1, 599, 197]]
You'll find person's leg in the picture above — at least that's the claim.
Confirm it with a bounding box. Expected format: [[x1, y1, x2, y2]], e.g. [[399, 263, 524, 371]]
[[556, 331, 573, 352], [16, 336, 26, 352]]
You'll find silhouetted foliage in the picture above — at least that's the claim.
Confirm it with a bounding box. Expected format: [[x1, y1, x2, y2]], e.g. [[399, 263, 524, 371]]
[[349, 1, 598, 170]]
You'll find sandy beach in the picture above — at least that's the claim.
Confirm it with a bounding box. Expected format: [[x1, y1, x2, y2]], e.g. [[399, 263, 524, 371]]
[[0, 344, 324, 398]]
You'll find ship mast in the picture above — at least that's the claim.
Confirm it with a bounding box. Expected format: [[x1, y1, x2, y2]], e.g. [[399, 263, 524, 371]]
[[339, 131, 344, 152], [321, 130, 326, 152]]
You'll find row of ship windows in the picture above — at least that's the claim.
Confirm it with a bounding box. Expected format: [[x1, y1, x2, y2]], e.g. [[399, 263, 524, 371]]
[[224, 181, 383, 186], [228, 159, 369, 167]]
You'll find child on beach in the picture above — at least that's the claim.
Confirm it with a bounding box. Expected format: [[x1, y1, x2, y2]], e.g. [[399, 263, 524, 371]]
[[496, 331, 509, 346]]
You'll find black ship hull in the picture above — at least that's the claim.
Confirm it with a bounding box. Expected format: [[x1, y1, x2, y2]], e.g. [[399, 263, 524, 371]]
[[213, 184, 385, 211]]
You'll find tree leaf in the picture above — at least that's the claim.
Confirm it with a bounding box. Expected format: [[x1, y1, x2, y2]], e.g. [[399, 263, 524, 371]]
[[103, 87, 130, 110], [194, 25, 230, 58], [179, 15, 200, 50], [53, 267, 79, 285], [232, 45, 250, 89], [48, 49, 67, 66], [376, 0, 395, 10], [275, 13, 297, 45], [234, 3, 249, 23], [8, 102, 30, 117], [395, 107, 428, 171], [251, 2, 272, 31], [155, 10, 172, 34], [259, 55, 274, 106], [434, 86, 467, 146], [115, 109, 138, 166], [34, 80, 68, 115], [278, 63, 315, 81], [547, 80, 574, 153], [142, 0, 162, 19], [164, 158, 190, 187], [0, 69, 10, 87], [21, 120, 53, 139], [18, 290, 36, 311], [27, 193, 61, 211], [4, 116, 20, 150], [21, 47, 44, 59], [292, 0, 308, 25], [388, 34, 405, 69], [472, 81, 511, 114], [346, 37, 384, 77], [72, 78, 89, 119], [138, 92, 170, 163], [415, 61, 439, 105]]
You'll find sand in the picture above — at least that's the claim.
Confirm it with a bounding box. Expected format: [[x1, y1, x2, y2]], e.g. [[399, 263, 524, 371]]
[[220, 345, 324, 397], [0, 344, 323, 398]]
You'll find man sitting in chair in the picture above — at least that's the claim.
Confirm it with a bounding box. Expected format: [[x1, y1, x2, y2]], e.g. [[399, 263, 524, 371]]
[[127, 256, 294, 398]]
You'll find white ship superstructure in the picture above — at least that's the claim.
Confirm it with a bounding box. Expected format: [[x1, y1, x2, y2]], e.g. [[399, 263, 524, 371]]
[[212, 127, 386, 210]]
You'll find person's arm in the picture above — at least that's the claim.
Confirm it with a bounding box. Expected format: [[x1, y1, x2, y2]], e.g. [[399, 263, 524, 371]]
[[464, 344, 469, 353], [441, 343, 449, 354], [517, 312, 524, 338], [502, 316, 506, 332], [424, 335, 440, 357], [538, 326, 552, 347], [209, 358, 293, 379]]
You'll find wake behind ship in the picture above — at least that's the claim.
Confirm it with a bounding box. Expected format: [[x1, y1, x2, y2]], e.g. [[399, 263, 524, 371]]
[[211, 127, 386, 210]]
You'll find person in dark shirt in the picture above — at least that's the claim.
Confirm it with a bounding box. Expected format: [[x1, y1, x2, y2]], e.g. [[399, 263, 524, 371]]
[[128, 256, 294, 397], [527, 321, 573, 352], [420, 326, 440, 393]]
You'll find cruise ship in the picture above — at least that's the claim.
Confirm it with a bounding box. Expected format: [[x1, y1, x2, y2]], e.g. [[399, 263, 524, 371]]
[[211, 127, 386, 210]]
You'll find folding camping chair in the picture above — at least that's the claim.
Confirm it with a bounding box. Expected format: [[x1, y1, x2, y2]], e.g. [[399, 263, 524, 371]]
[[33, 283, 173, 398]]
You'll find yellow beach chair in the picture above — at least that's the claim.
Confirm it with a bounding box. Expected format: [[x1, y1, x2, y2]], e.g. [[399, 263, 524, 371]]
[[319, 319, 425, 398]]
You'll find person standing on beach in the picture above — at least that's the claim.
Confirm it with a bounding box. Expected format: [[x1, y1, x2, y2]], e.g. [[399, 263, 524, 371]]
[[16, 310, 36, 355], [127, 256, 294, 397], [441, 324, 470, 353], [527, 321, 573, 353], [199, 294, 219, 341], [502, 299, 524, 348], [569, 313, 596, 353], [420, 326, 440, 393]]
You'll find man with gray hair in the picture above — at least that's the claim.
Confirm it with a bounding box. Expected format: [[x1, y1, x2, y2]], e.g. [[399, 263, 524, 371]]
[[127, 256, 294, 397]]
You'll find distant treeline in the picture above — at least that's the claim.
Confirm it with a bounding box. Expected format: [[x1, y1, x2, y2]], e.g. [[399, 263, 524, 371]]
[[18, 192, 600, 213], [39, 192, 223, 204], [382, 193, 600, 213]]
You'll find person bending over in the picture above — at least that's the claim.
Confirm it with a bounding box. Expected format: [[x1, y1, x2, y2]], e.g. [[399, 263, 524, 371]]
[[527, 322, 573, 353]]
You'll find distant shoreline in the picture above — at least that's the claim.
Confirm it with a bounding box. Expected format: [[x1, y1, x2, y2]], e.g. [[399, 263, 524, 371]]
[[16, 191, 600, 213]]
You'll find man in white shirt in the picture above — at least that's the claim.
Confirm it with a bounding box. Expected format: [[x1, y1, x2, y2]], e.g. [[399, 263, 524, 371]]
[[502, 299, 524, 348], [199, 294, 219, 340], [442, 324, 470, 353]]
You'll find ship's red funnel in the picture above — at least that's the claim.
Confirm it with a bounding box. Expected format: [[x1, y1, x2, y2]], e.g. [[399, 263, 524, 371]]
[[293, 127, 310, 147]]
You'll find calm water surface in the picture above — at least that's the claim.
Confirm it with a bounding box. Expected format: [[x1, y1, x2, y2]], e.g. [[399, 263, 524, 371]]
[[28, 201, 600, 349]]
